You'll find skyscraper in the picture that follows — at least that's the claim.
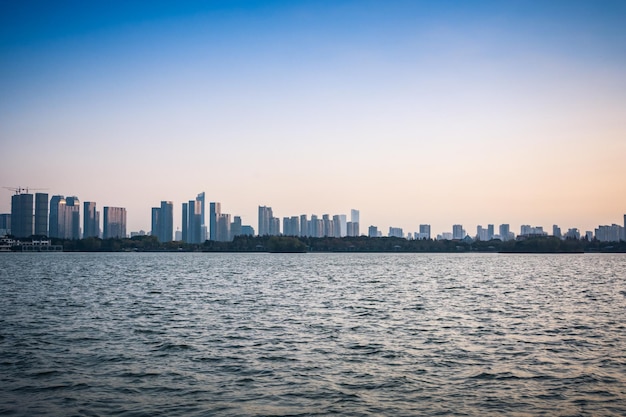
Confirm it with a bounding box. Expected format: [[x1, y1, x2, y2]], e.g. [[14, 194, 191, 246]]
[[350, 209, 360, 236], [209, 202, 221, 240], [499, 224, 510, 241], [0, 213, 10, 235], [151, 207, 160, 238], [197, 192, 206, 241], [49, 195, 64, 238], [160, 201, 173, 242], [103, 207, 126, 239], [452, 224, 465, 240], [230, 216, 242, 240], [258, 206, 272, 236], [187, 200, 202, 243], [419, 224, 431, 240], [10, 192, 33, 238], [217, 213, 231, 242], [34, 193, 48, 236], [83, 201, 99, 238], [65, 196, 81, 239], [181, 202, 188, 242]]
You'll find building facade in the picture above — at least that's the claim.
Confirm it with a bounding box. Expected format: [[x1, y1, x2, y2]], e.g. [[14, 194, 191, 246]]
[[103, 207, 126, 239], [11, 193, 33, 238], [83, 201, 99, 238]]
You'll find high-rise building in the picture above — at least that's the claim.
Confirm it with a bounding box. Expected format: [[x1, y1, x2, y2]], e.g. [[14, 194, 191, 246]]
[[10, 192, 33, 238], [188, 200, 202, 243], [270, 217, 280, 236], [159, 201, 173, 242], [217, 213, 231, 242], [65, 197, 81, 239], [209, 202, 221, 240], [300, 214, 308, 237], [499, 224, 510, 241], [350, 209, 360, 236], [83, 202, 99, 238], [0, 213, 10, 235], [49, 195, 64, 238], [368, 225, 378, 238], [322, 214, 334, 237], [452, 224, 465, 240], [552, 225, 562, 239], [388, 227, 403, 238], [230, 216, 242, 240], [419, 224, 431, 240], [34, 193, 48, 236], [103, 207, 126, 239], [258, 206, 272, 236], [487, 224, 494, 240], [151, 207, 160, 238], [181, 203, 188, 242], [197, 192, 206, 241], [332, 215, 342, 238]]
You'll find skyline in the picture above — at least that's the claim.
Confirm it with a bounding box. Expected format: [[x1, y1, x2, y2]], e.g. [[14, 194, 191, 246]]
[[1, 1, 626, 235], [1, 189, 625, 241]]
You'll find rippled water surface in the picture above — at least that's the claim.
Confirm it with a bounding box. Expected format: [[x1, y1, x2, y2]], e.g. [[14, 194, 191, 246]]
[[1, 252, 626, 416]]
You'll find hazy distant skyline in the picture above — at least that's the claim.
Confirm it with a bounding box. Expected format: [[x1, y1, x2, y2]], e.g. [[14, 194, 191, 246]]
[[1, 1, 625, 235]]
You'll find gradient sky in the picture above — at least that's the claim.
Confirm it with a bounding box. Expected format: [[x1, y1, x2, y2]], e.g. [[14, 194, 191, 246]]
[[1, 0, 625, 236]]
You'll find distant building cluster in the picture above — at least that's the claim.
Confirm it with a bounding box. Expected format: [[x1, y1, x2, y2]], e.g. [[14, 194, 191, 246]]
[[3, 190, 125, 239], [258, 206, 360, 238], [2, 189, 625, 243]]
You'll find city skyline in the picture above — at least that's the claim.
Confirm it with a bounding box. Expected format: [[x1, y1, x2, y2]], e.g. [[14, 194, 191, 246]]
[[1, 2, 625, 235], [1, 189, 625, 242]]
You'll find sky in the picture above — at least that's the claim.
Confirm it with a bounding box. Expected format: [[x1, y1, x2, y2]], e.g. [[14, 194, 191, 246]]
[[1, 0, 625, 236]]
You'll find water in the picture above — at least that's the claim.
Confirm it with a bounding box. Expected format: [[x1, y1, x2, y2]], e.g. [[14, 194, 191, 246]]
[[1, 252, 625, 416]]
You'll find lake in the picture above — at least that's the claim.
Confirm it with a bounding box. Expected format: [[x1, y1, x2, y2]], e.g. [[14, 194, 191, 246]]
[[1, 252, 625, 416]]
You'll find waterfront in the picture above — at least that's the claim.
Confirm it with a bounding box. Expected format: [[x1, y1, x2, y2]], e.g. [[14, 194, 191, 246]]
[[1, 253, 625, 416]]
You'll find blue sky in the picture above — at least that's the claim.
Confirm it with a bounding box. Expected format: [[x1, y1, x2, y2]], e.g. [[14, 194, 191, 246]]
[[1, 1, 625, 235]]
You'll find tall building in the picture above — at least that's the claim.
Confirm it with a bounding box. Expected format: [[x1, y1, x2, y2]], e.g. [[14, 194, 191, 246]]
[[49, 195, 64, 238], [10, 192, 33, 238], [150, 201, 174, 242], [388, 227, 403, 238], [34, 193, 48, 236], [151, 207, 160, 238], [552, 225, 562, 239], [322, 214, 334, 237], [209, 202, 221, 240], [230, 216, 242, 240], [83, 202, 99, 238], [487, 224, 494, 240], [368, 225, 378, 238], [338, 214, 347, 237], [332, 215, 342, 238], [65, 196, 81, 239], [452, 224, 465, 240], [197, 192, 206, 241], [0, 213, 10, 235], [217, 213, 231, 242], [103, 207, 126, 239], [267, 217, 279, 236], [181, 203, 188, 242], [188, 200, 202, 243], [499, 224, 510, 241], [300, 214, 308, 237], [258, 206, 272, 236], [419, 224, 431, 240], [350, 209, 360, 236], [159, 201, 173, 242]]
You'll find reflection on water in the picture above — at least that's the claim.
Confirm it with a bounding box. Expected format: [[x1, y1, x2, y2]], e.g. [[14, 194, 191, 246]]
[[1, 253, 625, 416]]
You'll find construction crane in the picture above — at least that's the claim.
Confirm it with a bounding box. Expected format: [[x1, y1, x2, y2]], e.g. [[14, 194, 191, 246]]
[[3, 186, 49, 195]]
